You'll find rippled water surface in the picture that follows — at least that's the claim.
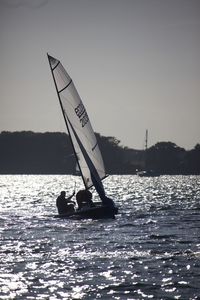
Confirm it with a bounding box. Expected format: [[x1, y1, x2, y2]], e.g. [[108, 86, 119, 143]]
[[0, 175, 200, 299]]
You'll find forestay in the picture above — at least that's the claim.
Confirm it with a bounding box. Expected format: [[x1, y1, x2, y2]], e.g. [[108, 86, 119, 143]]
[[47, 55, 106, 190]]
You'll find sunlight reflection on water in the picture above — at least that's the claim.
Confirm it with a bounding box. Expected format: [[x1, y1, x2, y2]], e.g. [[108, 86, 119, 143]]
[[0, 175, 200, 299]]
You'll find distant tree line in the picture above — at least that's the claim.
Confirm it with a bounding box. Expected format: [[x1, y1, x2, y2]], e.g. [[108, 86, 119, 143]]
[[145, 142, 200, 175], [0, 131, 199, 175]]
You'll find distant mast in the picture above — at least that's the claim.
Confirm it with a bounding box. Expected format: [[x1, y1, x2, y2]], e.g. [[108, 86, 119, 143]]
[[145, 129, 148, 151]]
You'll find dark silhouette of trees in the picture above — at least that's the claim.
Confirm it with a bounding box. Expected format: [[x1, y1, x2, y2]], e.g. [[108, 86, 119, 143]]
[[0, 131, 199, 175], [183, 144, 200, 175], [0, 131, 75, 174], [97, 134, 125, 174], [146, 142, 185, 175]]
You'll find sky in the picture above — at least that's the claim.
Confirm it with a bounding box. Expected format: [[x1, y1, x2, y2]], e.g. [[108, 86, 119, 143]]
[[0, 0, 200, 150]]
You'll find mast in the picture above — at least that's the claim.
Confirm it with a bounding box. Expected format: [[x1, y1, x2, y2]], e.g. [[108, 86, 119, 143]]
[[145, 129, 148, 151], [47, 53, 87, 189]]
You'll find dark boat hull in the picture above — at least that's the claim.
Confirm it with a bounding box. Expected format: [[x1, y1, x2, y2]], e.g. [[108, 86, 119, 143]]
[[137, 170, 160, 177], [54, 205, 118, 220]]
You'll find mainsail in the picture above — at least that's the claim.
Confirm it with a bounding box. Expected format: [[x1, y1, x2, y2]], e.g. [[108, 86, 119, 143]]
[[47, 54, 106, 191]]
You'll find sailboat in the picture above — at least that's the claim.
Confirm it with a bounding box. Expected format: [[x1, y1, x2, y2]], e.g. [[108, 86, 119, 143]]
[[47, 54, 118, 219], [137, 130, 160, 177]]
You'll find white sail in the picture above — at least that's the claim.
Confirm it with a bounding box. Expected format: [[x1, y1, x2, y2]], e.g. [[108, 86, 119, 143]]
[[47, 54, 106, 190]]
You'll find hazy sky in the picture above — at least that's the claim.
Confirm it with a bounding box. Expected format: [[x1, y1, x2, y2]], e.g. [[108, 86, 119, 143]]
[[1, 0, 200, 150]]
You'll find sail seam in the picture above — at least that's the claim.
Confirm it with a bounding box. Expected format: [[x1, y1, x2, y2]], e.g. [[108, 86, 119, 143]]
[[58, 79, 72, 94], [92, 142, 98, 151], [52, 61, 60, 70]]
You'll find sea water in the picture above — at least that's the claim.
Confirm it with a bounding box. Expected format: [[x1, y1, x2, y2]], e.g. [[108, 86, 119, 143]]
[[0, 175, 200, 300]]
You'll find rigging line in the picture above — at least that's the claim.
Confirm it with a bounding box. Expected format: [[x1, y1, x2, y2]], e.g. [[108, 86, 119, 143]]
[[58, 79, 72, 94]]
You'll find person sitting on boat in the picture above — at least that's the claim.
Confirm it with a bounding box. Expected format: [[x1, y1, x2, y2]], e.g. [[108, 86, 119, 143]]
[[56, 190, 75, 215], [76, 189, 95, 210]]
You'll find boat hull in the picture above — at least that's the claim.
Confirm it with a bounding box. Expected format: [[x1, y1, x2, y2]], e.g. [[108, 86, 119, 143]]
[[137, 170, 160, 177], [54, 205, 118, 220]]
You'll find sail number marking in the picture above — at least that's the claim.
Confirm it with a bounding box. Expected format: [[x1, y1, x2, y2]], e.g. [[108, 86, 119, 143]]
[[75, 102, 89, 127]]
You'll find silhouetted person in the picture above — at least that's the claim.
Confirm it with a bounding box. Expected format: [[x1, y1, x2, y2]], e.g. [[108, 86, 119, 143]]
[[76, 189, 95, 210], [56, 191, 75, 215]]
